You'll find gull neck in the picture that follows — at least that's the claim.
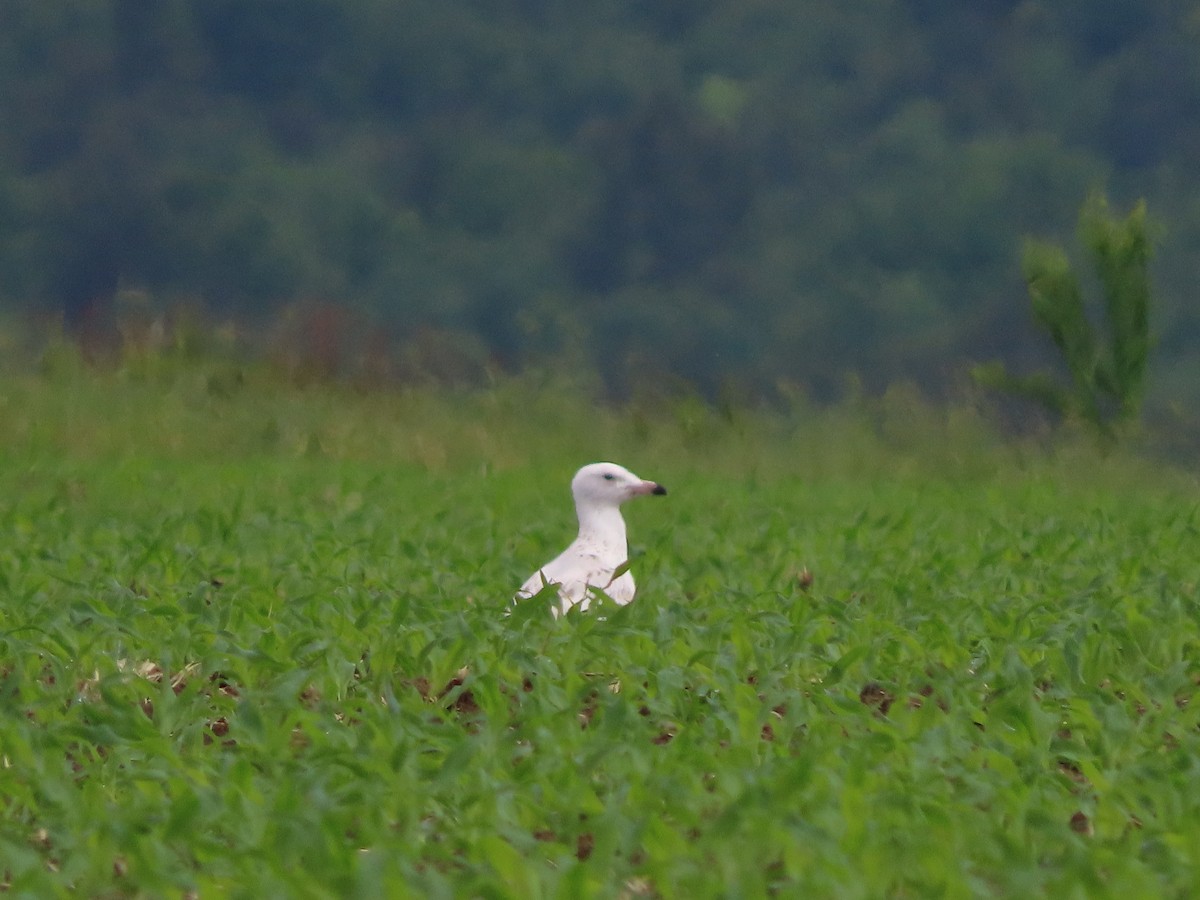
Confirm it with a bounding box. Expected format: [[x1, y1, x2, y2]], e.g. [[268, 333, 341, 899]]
[[574, 501, 628, 556]]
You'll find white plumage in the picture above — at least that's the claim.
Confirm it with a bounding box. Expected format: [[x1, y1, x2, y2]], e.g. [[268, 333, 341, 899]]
[[516, 462, 667, 615]]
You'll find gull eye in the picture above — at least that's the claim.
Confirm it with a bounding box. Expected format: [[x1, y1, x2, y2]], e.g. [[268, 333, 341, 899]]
[[602, 473, 615, 481]]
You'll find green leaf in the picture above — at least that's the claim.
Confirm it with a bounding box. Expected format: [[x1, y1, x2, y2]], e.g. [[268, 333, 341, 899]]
[[826, 645, 869, 684], [479, 835, 537, 896]]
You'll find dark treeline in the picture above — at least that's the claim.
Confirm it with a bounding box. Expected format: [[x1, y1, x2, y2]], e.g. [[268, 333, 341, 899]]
[[1, 1, 1198, 403]]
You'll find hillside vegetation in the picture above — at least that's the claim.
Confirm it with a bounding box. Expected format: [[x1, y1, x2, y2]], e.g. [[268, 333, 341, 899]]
[[2, 2, 1199, 403]]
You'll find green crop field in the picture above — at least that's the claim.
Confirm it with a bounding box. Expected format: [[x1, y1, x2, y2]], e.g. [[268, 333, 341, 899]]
[[1, 363, 1198, 898]]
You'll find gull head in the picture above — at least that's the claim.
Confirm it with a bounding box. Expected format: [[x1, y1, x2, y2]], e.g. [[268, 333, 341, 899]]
[[571, 462, 667, 509]]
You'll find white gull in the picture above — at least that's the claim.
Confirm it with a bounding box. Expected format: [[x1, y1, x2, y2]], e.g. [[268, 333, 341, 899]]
[[516, 462, 667, 615]]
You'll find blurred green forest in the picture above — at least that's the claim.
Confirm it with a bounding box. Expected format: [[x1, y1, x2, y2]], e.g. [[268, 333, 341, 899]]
[[1, 0, 1199, 405]]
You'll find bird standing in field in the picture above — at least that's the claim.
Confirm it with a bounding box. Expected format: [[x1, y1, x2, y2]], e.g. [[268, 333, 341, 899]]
[[516, 462, 667, 616]]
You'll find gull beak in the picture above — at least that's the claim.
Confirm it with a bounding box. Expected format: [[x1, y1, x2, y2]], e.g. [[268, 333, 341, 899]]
[[633, 480, 667, 496]]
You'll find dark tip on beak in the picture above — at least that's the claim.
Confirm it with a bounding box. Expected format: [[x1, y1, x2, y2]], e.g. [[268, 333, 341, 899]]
[[652, 484, 667, 496]]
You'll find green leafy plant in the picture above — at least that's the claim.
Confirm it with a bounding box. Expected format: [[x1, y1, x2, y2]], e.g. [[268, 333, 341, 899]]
[[975, 194, 1153, 438], [1, 370, 1198, 897]]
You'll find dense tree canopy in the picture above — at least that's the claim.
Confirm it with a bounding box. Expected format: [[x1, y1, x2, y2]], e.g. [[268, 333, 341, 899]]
[[1, 0, 1197, 402]]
